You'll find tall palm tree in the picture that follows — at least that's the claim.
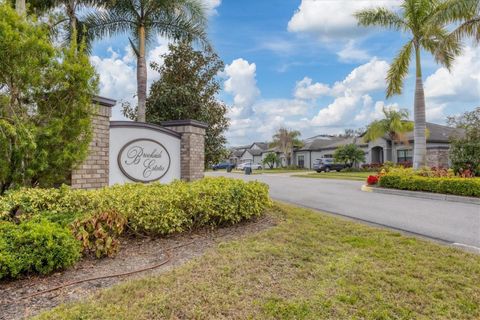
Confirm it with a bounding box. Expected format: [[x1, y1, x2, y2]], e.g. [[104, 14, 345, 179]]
[[87, 0, 207, 122], [363, 108, 414, 163], [355, 0, 461, 169], [271, 128, 303, 167]]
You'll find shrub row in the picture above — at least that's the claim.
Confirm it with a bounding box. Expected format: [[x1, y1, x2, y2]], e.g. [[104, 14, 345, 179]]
[[379, 173, 480, 198], [0, 177, 271, 234], [0, 178, 271, 279]]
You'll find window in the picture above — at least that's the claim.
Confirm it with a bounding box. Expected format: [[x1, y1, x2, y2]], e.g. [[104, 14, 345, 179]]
[[323, 154, 333, 159], [397, 149, 413, 163], [297, 155, 305, 168]]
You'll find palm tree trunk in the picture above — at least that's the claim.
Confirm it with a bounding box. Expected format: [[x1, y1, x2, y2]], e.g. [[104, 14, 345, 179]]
[[67, 0, 77, 40], [66, 0, 79, 44], [15, 0, 26, 15], [391, 139, 396, 164], [137, 26, 147, 122], [413, 44, 427, 169]]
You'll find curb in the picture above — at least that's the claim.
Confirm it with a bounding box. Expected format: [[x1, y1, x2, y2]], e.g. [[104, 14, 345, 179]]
[[361, 185, 480, 205]]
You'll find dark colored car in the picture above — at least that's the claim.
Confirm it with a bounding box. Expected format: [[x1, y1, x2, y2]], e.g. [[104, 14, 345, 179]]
[[313, 158, 350, 172], [212, 162, 235, 171]]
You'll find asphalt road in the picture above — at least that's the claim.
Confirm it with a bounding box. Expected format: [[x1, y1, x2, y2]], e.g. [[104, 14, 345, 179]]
[[207, 171, 480, 250]]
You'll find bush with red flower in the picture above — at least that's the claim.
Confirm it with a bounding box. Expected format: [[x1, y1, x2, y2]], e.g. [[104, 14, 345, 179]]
[[366, 175, 379, 185]]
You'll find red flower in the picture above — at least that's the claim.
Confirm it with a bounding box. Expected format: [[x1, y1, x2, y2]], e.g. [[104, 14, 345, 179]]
[[367, 175, 379, 185]]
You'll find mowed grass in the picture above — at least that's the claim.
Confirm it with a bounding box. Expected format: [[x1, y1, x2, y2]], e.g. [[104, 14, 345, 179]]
[[37, 203, 480, 320], [293, 171, 375, 181]]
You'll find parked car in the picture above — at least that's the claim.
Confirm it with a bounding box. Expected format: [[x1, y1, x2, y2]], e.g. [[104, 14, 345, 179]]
[[313, 158, 350, 172], [237, 162, 262, 170], [212, 162, 235, 171]]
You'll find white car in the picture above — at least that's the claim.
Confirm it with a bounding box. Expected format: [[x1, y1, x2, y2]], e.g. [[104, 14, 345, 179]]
[[238, 163, 262, 170]]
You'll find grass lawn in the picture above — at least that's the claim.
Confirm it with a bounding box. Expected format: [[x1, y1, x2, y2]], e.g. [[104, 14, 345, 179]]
[[293, 171, 376, 181], [37, 203, 480, 320]]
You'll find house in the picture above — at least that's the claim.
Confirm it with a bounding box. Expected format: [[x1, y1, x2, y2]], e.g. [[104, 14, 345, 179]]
[[236, 122, 463, 170], [229, 142, 269, 166], [362, 122, 464, 168]]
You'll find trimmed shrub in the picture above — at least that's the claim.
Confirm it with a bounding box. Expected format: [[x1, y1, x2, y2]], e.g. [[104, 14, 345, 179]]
[[71, 210, 127, 258], [0, 220, 81, 280], [379, 173, 480, 197], [186, 178, 271, 227], [0, 178, 272, 235]]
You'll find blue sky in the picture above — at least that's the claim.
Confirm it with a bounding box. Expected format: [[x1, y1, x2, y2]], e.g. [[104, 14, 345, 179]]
[[90, 0, 480, 146]]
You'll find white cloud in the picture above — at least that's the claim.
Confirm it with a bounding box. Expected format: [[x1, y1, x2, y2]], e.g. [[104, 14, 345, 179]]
[[426, 102, 447, 123], [331, 58, 389, 95], [311, 94, 360, 126], [288, 0, 401, 42], [203, 0, 222, 15], [253, 99, 311, 116], [425, 46, 480, 103], [354, 100, 401, 122], [90, 48, 137, 111], [294, 77, 331, 100], [337, 40, 370, 63], [224, 58, 260, 116], [224, 58, 316, 144], [307, 57, 390, 126]]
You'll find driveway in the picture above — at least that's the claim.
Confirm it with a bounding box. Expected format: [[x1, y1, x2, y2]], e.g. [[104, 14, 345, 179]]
[[206, 171, 480, 250]]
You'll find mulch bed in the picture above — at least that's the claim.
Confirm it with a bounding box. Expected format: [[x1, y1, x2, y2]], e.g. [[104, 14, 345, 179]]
[[0, 215, 276, 320]]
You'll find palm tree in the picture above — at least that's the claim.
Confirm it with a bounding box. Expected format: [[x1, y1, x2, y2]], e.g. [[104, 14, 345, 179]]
[[270, 128, 303, 167], [355, 0, 461, 169], [363, 108, 414, 163], [86, 0, 207, 122]]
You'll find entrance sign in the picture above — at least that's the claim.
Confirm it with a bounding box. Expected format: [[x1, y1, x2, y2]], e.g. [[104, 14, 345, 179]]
[[109, 121, 181, 185], [118, 139, 171, 182]]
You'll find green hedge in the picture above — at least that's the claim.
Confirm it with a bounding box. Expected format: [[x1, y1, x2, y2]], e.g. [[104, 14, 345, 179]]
[[0, 220, 81, 279], [379, 174, 480, 197], [0, 178, 271, 279], [0, 177, 271, 235]]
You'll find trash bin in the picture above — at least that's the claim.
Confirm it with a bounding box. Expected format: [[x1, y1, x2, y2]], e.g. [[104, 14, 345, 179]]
[[227, 166, 233, 173], [245, 167, 252, 175]]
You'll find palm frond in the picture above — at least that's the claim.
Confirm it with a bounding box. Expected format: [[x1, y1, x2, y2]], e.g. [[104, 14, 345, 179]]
[[386, 40, 413, 97], [363, 120, 387, 143], [453, 16, 480, 43], [421, 26, 462, 70], [354, 7, 407, 31], [431, 0, 478, 24], [148, 0, 208, 45], [84, 8, 136, 41]]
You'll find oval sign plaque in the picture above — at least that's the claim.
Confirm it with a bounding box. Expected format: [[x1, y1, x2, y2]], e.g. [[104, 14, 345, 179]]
[[118, 139, 171, 183]]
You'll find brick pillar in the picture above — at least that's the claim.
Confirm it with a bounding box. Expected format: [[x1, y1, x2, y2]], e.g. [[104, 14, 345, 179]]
[[161, 120, 207, 182], [71, 96, 115, 189]]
